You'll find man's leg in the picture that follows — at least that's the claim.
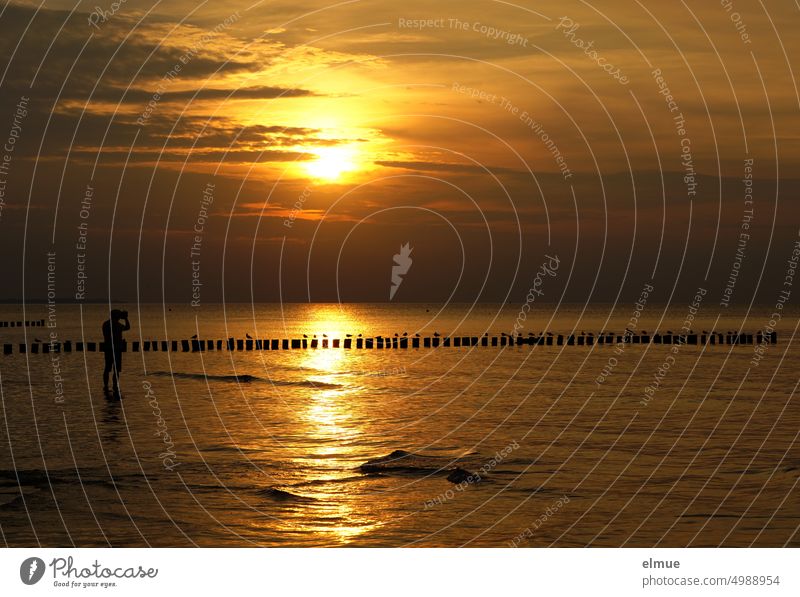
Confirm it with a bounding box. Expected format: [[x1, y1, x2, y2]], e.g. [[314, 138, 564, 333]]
[[103, 360, 110, 390], [112, 357, 121, 391]]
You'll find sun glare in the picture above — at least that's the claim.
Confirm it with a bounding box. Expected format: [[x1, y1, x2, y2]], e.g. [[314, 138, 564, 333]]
[[304, 146, 357, 182]]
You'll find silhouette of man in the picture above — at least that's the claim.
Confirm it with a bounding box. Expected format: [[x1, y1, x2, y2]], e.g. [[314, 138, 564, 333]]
[[102, 309, 130, 392]]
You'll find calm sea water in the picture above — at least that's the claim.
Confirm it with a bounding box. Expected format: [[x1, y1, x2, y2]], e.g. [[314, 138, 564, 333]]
[[0, 303, 798, 547]]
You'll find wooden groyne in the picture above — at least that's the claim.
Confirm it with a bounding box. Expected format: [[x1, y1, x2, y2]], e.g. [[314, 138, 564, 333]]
[[0, 331, 778, 355], [0, 319, 45, 328]]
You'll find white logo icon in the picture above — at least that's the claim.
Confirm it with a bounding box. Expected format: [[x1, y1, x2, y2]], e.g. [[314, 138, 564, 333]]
[[390, 243, 413, 300]]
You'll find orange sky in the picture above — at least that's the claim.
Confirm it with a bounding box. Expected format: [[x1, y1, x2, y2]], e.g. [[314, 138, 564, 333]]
[[0, 1, 798, 302]]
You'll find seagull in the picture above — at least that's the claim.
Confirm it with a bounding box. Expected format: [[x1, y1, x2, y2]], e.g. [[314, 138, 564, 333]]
[[434, 332, 441, 337], [34, 337, 42, 342], [402, 332, 408, 337], [191, 334, 198, 339], [303, 334, 308, 338], [245, 333, 253, 339], [346, 334, 352, 338]]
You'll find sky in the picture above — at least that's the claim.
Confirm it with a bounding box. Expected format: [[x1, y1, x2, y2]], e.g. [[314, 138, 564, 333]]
[[0, 0, 798, 304]]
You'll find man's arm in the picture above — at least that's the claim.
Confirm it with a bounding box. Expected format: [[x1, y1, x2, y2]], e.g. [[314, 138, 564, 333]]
[[121, 318, 131, 331]]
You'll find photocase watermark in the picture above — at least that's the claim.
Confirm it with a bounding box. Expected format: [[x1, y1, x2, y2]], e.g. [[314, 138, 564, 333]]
[[652, 68, 696, 199], [136, 11, 241, 126], [751, 232, 798, 367], [87, 0, 128, 30], [720, 157, 754, 307], [555, 17, 629, 85], [720, 0, 752, 45], [451, 83, 573, 180], [74, 182, 94, 301], [144, 380, 179, 470], [398, 17, 528, 47], [595, 281, 654, 387], [45, 250, 65, 405], [0, 95, 29, 223], [501, 98, 573, 181], [389, 242, 413, 300], [424, 440, 519, 509], [640, 287, 706, 408], [509, 494, 571, 546], [283, 185, 311, 228], [190, 182, 214, 307], [42, 556, 158, 589], [20, 557, 45, 585], [512, 254, 560, 336]]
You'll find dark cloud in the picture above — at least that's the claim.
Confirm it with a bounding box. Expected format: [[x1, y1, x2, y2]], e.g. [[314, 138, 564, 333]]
[[375, 159, 524, 175], [79, 84, 316, 105]]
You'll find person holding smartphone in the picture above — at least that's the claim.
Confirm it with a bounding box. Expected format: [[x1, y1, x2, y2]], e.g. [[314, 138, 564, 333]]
[[102, 309, 130, 393]]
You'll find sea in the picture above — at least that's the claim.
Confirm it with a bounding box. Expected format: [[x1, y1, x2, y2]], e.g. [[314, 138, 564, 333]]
[[0, 302, 797, 547]]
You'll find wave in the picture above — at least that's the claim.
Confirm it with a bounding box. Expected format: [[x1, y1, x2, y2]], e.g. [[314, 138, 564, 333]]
[[274, 379, 343, 389], [680, 513, 742, 519], [149, 371, 261, 383], [147, 371, 342, 388], [0, 467, 112, 486], [359, 449, 480, 483], [0, 468, 147, 503], [201, 445, 268, 454], [292, 474, 380, 488], [255, 487, 316, 503]]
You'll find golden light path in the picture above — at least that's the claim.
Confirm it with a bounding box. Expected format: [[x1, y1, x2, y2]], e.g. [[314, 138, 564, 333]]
[[294, 306, 382, 543]]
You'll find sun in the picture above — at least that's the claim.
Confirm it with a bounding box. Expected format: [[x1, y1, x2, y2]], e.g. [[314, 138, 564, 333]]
[[304, 146, 357, 182]]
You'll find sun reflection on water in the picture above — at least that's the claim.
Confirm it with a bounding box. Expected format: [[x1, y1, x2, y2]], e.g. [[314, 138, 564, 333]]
[[291, 306, 382, 543]]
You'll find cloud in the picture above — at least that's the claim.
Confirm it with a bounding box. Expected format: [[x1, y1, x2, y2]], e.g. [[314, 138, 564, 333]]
[[79, 85, 316, 105], [375, 159, 524, 175]]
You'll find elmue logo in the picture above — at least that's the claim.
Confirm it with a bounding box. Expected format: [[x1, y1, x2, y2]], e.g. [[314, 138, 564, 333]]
[[390, 242, 413, 300], [20, 557, 45, 585]]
